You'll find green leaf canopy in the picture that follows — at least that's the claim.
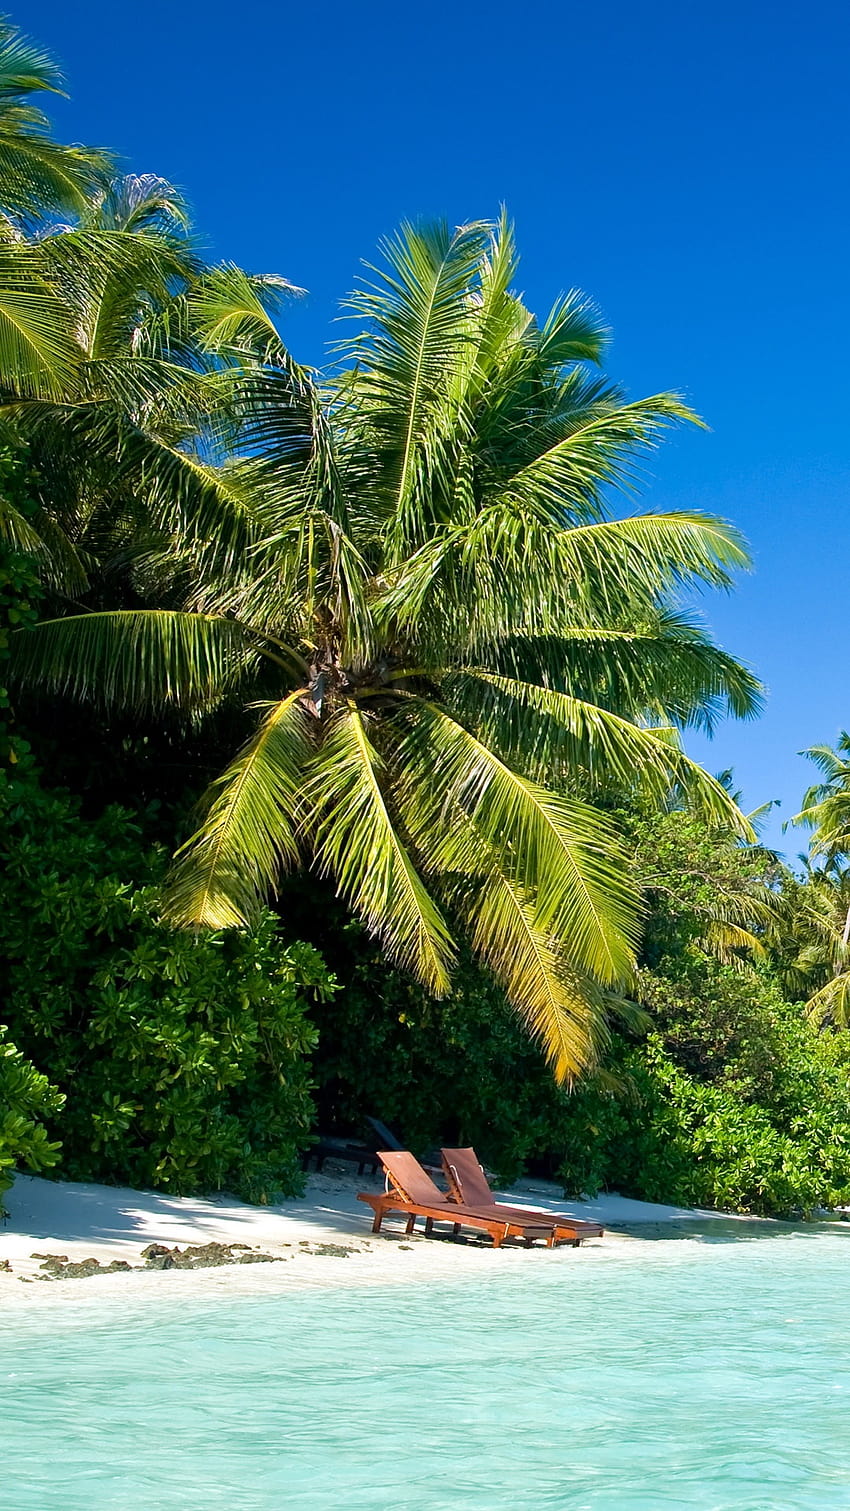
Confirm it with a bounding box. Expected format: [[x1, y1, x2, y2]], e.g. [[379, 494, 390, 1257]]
[[11, 214, 761, 1081]]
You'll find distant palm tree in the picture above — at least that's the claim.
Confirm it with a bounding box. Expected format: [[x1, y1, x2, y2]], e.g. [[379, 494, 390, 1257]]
[[10, 217, 762, 1079], [771, 858, 850, 1027], [791, 733, 850, 865], [778, 736, 850, 1024]]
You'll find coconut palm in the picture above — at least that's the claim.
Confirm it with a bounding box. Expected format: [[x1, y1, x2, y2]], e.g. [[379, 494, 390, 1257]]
[[769, 858, 850, 1027], [0, 17, 109, 229], [790, 733, 850, 863], [0, 21, 115, 458], [0, 169, 301, 584], [776, 738, 850, 1025], [10, 217, 762, 1079]]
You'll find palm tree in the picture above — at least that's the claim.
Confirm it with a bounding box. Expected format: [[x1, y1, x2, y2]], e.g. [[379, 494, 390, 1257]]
[[0, 21, 115, 466], [9, 217, 762, 1080], [0, 17, 109, 229], [774, 737, 850, 1025], [0, 167, 301, 580], [770, 857, 850, 1027], [790, 733, 850, 865]]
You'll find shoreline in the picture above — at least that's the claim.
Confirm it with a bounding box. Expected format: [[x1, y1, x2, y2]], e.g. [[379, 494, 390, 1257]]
[[2, 1167, 842, 1311]]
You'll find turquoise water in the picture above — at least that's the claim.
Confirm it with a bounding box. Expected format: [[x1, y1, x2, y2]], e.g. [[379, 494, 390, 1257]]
[[4, 1227, 850, 1509]]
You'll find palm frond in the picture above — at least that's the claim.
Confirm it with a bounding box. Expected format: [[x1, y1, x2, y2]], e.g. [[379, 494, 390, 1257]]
[[806, 971, 850, 1028], [164, 690, 314, 927], [465, 867, 603, 1082], [9, 609, 259, 713], [446, 670, 754, 835], [189, 263, 303, 363], [0, 245, 79, 395], [490, 621, 763, 730], [392, 695, 640, 985], [0, 19, 111, 222], [387, 729, 607, 1080], [306, 702, 455, 994], [340, 218, 491, 553], [376, 510, 752, 652]]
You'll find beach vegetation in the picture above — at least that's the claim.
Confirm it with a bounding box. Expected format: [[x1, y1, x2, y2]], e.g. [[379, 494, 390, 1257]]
[[8, 208, 761, 1083], [0, 760, 333, 1203], [0, 1025, 63, 1212], [304, 808, 850, 1216], [2, 17, 850, 1222]]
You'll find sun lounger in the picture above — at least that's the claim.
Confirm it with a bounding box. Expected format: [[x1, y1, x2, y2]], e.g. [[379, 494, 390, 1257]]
[[364, 1116, 442, 1175], [357, 1150, 576, 1248], [441, 1147, 604, 1244], [302, 1136, 381, 1175]]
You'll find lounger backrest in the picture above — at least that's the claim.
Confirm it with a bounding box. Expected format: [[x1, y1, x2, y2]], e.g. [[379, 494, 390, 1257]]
[[379, 1150, 445, 1205], [365, 1116, 404, 1151], [441, 1147, 493, 1207]]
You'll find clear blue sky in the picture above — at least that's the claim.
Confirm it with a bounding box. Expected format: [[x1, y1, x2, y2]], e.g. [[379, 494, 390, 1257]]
[[27, 0, 850, 852]]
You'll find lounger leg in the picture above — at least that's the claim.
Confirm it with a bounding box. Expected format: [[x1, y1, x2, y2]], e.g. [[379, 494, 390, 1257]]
[[405, 1214, 416, 1234], [492, 1232, 503, 1248], [425, 1217, 434, 1236], [371, 1210, 383, 1233], [452, 1223, 461, 1236]]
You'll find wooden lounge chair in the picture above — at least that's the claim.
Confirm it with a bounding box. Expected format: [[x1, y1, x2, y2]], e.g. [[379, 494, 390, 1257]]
[[357, 1150, 572, 1249], [441, 1147, 604, 1244], [364, 1116, 442, 1175]]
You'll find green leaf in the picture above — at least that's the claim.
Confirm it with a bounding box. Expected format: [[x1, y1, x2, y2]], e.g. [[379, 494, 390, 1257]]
[[165, 690, 315, 928], [9, 609, 259, 713], [306, 702, 455, 995]]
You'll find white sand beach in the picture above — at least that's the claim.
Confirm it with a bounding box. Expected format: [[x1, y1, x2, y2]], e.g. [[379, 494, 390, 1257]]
[[0, 1165, 778, 1309]]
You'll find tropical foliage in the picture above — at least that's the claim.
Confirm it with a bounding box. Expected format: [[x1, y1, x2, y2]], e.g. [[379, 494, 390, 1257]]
[[0, 757, 333, 1202], [9, 203, 763, 1081], [305, 808, 850, 1216], [4, 17, 850, 1222], [770, 737, 850, 1026], [791, 733, 850, 859], [0, 17, 108, 226], [0, 1024, 62, 1212]]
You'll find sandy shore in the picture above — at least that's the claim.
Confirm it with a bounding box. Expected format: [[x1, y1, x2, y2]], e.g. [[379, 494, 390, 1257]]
[[0, 1165, 791, 1310]]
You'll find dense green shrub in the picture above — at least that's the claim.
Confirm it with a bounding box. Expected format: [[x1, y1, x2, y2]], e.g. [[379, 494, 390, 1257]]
[[307, 810, 850, 1216], [556, 961, 850, 1216], [0, 771, 335, 1203], [0, 455, 63, 1211], [0, 1025, 63, 1212], [312, 930, 575, 1184]]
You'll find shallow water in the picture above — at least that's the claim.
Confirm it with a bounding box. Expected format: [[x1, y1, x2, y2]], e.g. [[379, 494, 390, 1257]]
[[4, 1227, 850, 1509]]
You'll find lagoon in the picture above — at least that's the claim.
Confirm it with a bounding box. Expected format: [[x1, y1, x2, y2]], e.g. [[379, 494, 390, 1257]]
[[4, 1226, 850, 1509]]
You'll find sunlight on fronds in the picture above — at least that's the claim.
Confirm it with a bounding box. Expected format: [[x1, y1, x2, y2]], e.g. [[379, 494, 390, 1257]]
[[306, 703, 455, 995], [8, 609, 259, 713], [165, 691, 315, 928], [5, 208, 762, 1084], [393, 696, 640, 986]]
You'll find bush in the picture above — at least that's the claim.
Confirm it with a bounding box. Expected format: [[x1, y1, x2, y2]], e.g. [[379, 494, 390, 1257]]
[[0, 771, 335, 1203], [306, 821, 850, 1216], [309, 918, 651, 1189], [600, 961, 850, 1216], [0, 1025, 63, 1213]]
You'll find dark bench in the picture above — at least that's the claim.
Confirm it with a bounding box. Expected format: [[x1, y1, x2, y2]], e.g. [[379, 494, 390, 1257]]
[[301, 1118, 441, 1177]]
